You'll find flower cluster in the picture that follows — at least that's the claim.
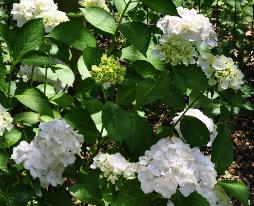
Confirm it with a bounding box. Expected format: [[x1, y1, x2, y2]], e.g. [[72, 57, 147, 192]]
[[91, 54, 126, 89], [79, 0, 109, 11], [198, 54, 244, 91], [137, 137, 218, 205], [157, 7, 218, 48], [90, 153, 138, 184], [153, 34, 198, 66], [11, 0, 69, 32], [0, 104, 13, 136], [154, 7, 217, 65], [11, 119, 83, 188], [172, 108, 218, 147]]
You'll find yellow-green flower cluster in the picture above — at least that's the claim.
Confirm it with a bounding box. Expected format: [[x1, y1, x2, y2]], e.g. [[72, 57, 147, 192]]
[[79, 0, 109, 11], [153, 34, 198, 66], [91, 54, 126, 89]]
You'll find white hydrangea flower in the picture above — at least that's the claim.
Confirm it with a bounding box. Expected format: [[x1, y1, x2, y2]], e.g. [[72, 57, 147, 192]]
[[11, 119, 83, 188], [79, 0, 109, 11], [137, 137, 219, 206], [157, 7, 217, 48], [11, 0, 69, 32], [153, 34, 198, 65], [17, 64, 74, 91], [172, 108, 218, 147], [90, 153, 138, 184], [198, 54, 244, 91], [0, 104, 13, 136]]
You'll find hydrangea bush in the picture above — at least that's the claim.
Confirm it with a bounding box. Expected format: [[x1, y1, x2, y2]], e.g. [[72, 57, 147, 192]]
[[0, 0, 251, 205]]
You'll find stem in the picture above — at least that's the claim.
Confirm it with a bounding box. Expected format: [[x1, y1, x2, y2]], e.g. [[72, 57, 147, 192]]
[[44, 67, 48, 95], [103, 87, 109, 101], [232, 0, 237, 53], [107, 0, 132, 55], [30, 66, 35, 86], [172, 97, 199, 128], [8, 62, 16, 110]]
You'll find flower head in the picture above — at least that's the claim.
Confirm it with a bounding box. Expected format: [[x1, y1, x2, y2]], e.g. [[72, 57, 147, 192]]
[[90, 153, 138, 184], [91, 54, 126, 89], [0, 104, 13, 136], [11, 119, 83, 188], [11, 0, 69, 32], [198, 54, 244, 91], [137, 137, 218, 205], [153, 34, 198, 65]]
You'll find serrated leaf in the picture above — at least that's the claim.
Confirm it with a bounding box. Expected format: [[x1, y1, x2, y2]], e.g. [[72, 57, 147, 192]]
[[69, 171, 103, 205], [0, 151, 9, 171], [180, 116, 210, 148], [21, 52, 54, 66], [65, 108, 100, 144], [50, 93, 73, 108], [119, 22, 151, 56], [141, 0, 178, 15], [102, 102, 153, 157], [48, 21, 96, 50], [14, 112, 40, 125], [113, 0, 138, 13], [83, 47, 103, 69], [81, 7, 117, 34], [211, 122, 233, 175], [13, 19, 44, 61], [16, 88, 53, 116], [218, 180, 249, 206], [0, 128, 22, 149], [171, 191, 210, 206]]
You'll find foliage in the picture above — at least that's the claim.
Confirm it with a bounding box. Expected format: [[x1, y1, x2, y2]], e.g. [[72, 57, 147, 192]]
[[0, 0, 252, 206]]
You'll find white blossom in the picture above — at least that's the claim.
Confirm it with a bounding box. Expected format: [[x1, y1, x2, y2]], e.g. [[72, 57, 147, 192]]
[[172, 108, 218, 147], [11, 0, 69, 32], [11, 119, 83, 188], [0, 104, 13, 136], [198, 54, 244, 91], [137, 137, 219, 205], [157, 7, 217, 48], [90, 153, 138, 184]]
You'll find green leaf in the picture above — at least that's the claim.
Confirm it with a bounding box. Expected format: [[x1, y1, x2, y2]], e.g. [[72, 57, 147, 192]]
[[136, 78, 169, 107], [162, 83, 185, 111], [65, 108, 100, 144], [141, 0, 178, 15], [214, 185, 232, 206], [69, 171, 103, 205], [180, 116, 210, 148], [0, 128, 22, 149], [14, 112, 40, 125], [211, 122, 233, 175], [83, 47, 103, 69], [171, 191, 209, 206], [218, 180, 249, 206], [48, 190, 74, 206], [102, 102, 153, 157], [50, 93, 73, 108], [48, 21, 96, 50], [111, 180, 153, 206], [81, 7, 117, 34], [0, 151, 9, 171], [21, 52, 54, 66], [113, 0, 138, 13], [171, 65, 208, 92], [77, 56, 92, 80], [116, 85, 136, 105], [16, 88, 53, 116], [132, 60, 160, 79], [119, 22, 151, 56], [13, 19, 44, 61]]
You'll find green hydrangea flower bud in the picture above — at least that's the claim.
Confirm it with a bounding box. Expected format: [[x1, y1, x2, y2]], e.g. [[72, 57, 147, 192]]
[[91, 54, 126, 89]]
